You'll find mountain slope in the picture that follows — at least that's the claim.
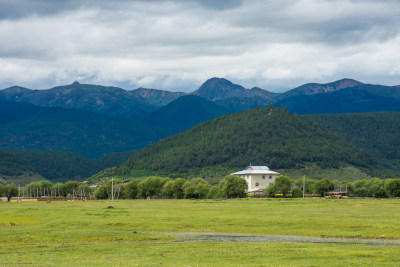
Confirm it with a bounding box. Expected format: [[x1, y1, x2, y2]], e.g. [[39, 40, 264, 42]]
[[0, 148, 138, 185], [131, 88, 186, 106], [0, 101, 166, 158], [149, 95, 229, 133], [0, 82, 156, 120], [274, 88, 400, 114], [306, 112, 400, 173], [273, 78, 363, 102], [192, 77, 278, 102], [118, 106, 378, 176]]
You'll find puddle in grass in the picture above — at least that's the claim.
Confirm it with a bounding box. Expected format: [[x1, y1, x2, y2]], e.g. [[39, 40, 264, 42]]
[[174, 233, 400, 246]]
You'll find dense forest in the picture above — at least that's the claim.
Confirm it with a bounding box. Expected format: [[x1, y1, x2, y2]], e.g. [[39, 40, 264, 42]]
[[115, 106, 379, 177], [306, 112, 400, 173], [0, 148, 136, 185], [149, 95, 229, 133], [0, 101, 166, 158], [275, 88, 400, 114]]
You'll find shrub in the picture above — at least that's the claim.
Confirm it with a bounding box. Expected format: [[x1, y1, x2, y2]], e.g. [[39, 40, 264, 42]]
[[385, 179, 400, 197], [265, 175, 292, 197], [292, 188, 303, 198], [4, 184, 18, 201], [314, 178, 333, 196], [172, 178, 187, 199], [95, 178, 124, 199], [183, 178, 211, 199], [219, 175, 247, 198], [124, 179, 142, 199], [137, 176, 170, 199], [207, 186, 222, 199], [161, 180, 174, 198]]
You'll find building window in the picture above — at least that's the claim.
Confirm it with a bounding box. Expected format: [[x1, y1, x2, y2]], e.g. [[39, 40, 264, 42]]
[[255, 182, 259, 187], [269, 175, 272, 179], [262, 175, 265, 179]]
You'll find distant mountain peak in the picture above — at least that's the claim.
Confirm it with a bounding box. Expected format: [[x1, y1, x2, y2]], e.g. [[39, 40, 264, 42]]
[[273, 78, 365, 102], [72, 81, 80, 85], [192, 77, 247, 101]]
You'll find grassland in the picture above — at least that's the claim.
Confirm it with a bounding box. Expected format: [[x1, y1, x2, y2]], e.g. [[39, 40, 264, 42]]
[[1, 198, 399, 266]]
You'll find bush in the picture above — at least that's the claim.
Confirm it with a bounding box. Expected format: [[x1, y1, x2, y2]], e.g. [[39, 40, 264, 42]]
[[161, 180, 174, 198], [137, 176, 170, 199], [352, 178, 387, 198], [292, 188, 303, 198], [63, 181, 81, 195], [293, 178, 315, 194], [4, 184, 18, 201], [385, 179, 400, 197], [95, 178, 124, 199], [314, 178, 333, 196], [172, 178, 187, 199], [219, 175, 247, 198], [265, 175, 292, 197], [183, 178, 211, 199], [207, 186, 222, 199], [124, 179, 141, 199]]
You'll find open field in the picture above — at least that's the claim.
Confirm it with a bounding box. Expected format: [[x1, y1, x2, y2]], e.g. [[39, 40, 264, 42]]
[[1, 198, 400, 266]]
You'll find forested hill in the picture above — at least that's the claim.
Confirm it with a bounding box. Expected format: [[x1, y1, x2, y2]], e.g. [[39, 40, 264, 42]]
[[149, 95, 229, 133], [116, 106, 378, 176], [0, 148, 137, 185], [0, 101, 166, 158], [306, 112, 400, 173]]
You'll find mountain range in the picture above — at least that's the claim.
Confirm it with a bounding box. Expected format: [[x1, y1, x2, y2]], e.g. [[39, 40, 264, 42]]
[[1, 77, 400, 184]]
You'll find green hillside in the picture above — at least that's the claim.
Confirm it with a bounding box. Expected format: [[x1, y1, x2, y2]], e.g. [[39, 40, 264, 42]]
[[0, 101, 166, 158], [306, 112, 400, 173], [149, 95, 229, 133], [274, 88, 400, 114], [116, 106, 380, 178], [0, 148, 137, 185]]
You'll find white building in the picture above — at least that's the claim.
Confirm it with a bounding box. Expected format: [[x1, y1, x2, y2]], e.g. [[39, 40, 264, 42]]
[[231, 166, 279, 193]]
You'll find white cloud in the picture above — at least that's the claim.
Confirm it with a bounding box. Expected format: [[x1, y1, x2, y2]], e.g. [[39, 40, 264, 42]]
[[0, 0, 399, 92]]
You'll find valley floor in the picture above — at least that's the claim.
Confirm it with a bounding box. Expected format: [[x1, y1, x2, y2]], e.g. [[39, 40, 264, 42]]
[[1, 198, 399, 266]]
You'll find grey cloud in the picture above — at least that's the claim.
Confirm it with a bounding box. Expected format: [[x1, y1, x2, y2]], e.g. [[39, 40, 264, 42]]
[[0, 0, 399, 91], [0, 0, 242, 20], [228, 0, 400, 45]]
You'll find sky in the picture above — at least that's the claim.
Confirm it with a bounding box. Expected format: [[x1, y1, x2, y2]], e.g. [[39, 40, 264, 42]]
[[1, 0, 400, 93]]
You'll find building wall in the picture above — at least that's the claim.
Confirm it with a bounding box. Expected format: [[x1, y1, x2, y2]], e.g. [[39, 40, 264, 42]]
[[241, 174, 278, 192]]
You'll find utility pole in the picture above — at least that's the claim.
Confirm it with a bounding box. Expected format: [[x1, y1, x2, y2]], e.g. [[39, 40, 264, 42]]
[[111, 177, 114, 201], [18, 185, 21, 202], [303, 175, 305, 199]]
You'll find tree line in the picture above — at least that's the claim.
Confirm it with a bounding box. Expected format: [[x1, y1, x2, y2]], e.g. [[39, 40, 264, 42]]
[[95, 175, 247, 199], [1, 175, 399, 201], [266, 175, 400, 198]]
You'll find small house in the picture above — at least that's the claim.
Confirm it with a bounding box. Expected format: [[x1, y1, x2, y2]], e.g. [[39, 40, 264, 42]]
[[231, 166, 279, 193]]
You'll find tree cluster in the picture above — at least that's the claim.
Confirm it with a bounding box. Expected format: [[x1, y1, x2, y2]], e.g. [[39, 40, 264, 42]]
[[265, 175, 400, 198], [95, 175, 247, 200]]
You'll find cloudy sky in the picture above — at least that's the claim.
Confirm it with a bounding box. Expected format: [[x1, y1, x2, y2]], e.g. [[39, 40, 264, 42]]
[[1, 0, 400, 92]]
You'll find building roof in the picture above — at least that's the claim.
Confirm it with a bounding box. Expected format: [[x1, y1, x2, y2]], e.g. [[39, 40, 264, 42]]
[[231, 166, 279, 175]]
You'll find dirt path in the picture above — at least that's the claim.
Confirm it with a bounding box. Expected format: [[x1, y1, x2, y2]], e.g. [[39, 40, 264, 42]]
[[173, 233, 400, 246]]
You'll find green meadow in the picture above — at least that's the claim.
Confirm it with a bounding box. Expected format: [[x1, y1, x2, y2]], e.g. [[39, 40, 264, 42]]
[[1, 198, 400, 266]]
